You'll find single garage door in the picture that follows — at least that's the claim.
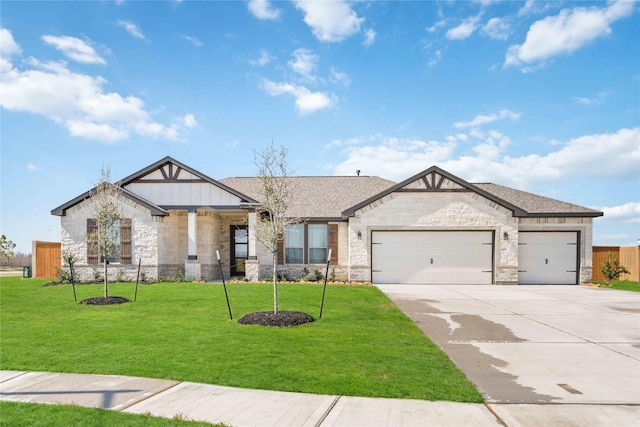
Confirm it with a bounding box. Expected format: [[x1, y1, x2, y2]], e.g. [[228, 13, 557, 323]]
[[371, 231, 494, 284], [518, 232, 579, 285]]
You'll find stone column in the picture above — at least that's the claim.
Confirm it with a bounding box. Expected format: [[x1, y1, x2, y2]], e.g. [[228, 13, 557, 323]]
[[185, 210, 201, 280]]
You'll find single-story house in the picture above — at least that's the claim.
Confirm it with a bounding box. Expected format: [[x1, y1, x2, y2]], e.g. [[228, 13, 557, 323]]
[[52, 156, 603, 285]]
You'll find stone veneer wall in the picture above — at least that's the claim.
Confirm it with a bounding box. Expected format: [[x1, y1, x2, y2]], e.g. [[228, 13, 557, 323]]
[[347, 191, 519, 284], [518, 217, 594, 284], [60, 195, 160, 282]]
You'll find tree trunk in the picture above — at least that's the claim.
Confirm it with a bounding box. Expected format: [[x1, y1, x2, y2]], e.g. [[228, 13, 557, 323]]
[[273, 248, 278, 314], [103, 258, 109, 298]]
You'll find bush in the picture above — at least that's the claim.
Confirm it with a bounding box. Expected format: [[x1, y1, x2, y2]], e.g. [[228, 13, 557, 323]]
[[601, 252, 630, 286]]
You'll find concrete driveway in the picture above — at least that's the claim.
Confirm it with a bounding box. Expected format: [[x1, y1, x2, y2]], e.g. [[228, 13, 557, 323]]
[[378, 285, 640, 405]]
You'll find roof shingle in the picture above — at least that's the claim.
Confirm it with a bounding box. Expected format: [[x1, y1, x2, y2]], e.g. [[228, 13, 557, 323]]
[[219, 176, 395, 218]]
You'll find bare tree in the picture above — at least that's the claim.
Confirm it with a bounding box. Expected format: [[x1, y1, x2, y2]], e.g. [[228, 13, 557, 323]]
[[253, 143, 299, 314], [86, 166, 122, 298]]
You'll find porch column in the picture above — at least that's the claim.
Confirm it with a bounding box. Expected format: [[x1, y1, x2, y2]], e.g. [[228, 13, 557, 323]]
[[246, 211, 259, 281], [185, 210, 201, 280]]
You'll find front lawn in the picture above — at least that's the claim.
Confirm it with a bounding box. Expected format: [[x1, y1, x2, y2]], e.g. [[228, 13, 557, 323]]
[[0, 277, 482, 402]]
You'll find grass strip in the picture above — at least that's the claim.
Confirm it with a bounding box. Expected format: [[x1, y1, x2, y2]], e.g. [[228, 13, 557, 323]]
[[0, 401, 224, 426]]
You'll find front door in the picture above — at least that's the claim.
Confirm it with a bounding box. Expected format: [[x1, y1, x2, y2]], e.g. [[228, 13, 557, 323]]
[[230, 225, 248, 276]]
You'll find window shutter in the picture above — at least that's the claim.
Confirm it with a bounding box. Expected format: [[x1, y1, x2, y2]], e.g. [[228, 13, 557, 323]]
[[87, 218, 98, 264], [277, 234, 284, 265], [328, 223, 338, 264], [120, 218, 132, 264]]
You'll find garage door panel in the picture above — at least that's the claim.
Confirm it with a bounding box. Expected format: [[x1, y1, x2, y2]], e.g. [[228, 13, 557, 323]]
[[372, 231, 493, 285], [518, 232, 578, 285]]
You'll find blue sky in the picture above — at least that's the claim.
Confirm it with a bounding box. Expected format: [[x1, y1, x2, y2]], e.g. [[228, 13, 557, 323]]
[[1, 0, 639, 254]]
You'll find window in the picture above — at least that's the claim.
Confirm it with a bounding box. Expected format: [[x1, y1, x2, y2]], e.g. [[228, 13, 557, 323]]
[[284, 224, 328, 264], [285, 224, 304, 264], [308, 224, 328, 264], [87, 218, 132, 265]]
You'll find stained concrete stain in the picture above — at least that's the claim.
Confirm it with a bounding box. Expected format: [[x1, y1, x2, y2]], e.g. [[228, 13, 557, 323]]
[[394, 298, 561, 403], [606, 305, 640, 314]]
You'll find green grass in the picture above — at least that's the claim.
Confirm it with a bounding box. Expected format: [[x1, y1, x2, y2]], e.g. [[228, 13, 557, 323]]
[[593, 280, 640, 292], [0, 401, 224, 426], [0, 277, 482, 402]]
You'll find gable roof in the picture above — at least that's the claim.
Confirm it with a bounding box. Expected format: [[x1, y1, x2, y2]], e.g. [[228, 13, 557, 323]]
[[119, 156, 259, 204], [219, 176, 395, 219], [341, 166, 603, 218], [51, 157, 259, 216], [51, 185, 169, 217]]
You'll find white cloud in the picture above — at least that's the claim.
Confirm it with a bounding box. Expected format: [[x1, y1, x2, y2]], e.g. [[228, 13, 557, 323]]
[[363, 28, 376, 46], [182, 114, 197, 128], [505, 1, 635, 69], [1, 29, 22, 72], [0, 36, 195, 142], [247, 0, 281, 20], [288, 48, 318, 81], [482, 17, 510, 40], [27, 164, 39, 171], [117, 20, 146, 40], [332, 137, 455, 179], [181, 35, 203, 47], [330, 68, 351, 87], [573, 91, 612, 105], [42, 35, 106, 64], [1, 28, 22, 57], [454, 109, 520, 129], [446, 15, 481, 40], [261, 79, 334, 115], [427, 19, 448, 33], [600, 202, 640, 221], [293, 0, 364, 42], [428, 50, 442, 67], [330, 126, 640, 187], [248, 49, 275, 66]]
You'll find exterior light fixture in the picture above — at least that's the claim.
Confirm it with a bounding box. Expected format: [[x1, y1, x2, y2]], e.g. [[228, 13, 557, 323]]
[[357, 230, 362, 239], [503, 231, 509, 240]]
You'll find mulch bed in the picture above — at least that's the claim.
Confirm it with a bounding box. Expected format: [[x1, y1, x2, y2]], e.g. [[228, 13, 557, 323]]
[[79, 296, 131, 305], [238, 311, 315, 327]]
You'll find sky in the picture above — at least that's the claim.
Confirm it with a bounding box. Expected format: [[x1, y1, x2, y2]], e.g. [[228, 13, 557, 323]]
[[1, 0, 639, 254]]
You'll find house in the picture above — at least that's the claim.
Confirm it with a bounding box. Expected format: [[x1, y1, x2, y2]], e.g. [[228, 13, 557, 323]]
[[52, 156, 603, 285]]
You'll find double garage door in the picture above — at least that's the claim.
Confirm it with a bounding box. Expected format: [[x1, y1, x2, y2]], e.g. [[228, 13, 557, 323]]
[[371, 231, 494, 284], [371, 231, 578, 285]]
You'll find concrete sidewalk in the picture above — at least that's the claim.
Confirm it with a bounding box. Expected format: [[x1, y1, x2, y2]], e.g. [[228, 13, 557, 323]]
[[2, 371, 638, 426]]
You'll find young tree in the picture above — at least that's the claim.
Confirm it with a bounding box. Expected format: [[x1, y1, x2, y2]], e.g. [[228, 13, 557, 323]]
[[0, 235, 17, 264], [86, 166, 122, 298], [253, 143, 299, 314], [600, 251, 630, 286]]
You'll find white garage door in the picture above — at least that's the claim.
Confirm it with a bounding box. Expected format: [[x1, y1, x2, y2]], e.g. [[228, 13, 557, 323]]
[[371, 231, 494, 284], [518, 232, 579, 285]]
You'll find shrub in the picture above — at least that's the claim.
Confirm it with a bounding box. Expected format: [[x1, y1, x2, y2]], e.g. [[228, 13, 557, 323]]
[[601, 252, 630, 286]]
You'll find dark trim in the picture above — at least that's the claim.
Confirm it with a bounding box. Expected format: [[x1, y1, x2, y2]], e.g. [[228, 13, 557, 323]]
[[396, 189, 472, 193], [51, 187, 169, 217], [188, 255, 198, 260], [517, 212, 603, 218], [248, 256, 257, 261], [342, 166, 528, 218], [159, 205, 248, 211], [129, 179, 208, 184], [230, 225, 248, 276]]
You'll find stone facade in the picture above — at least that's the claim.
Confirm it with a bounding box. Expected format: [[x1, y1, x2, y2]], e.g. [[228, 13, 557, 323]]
[[60, 195, 161, 282], [347, 191, 519, 284]]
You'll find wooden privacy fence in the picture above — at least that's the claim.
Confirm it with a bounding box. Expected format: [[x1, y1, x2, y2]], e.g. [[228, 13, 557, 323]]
[[32, 241, 61, 278], [592, 246, 640, 282]]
